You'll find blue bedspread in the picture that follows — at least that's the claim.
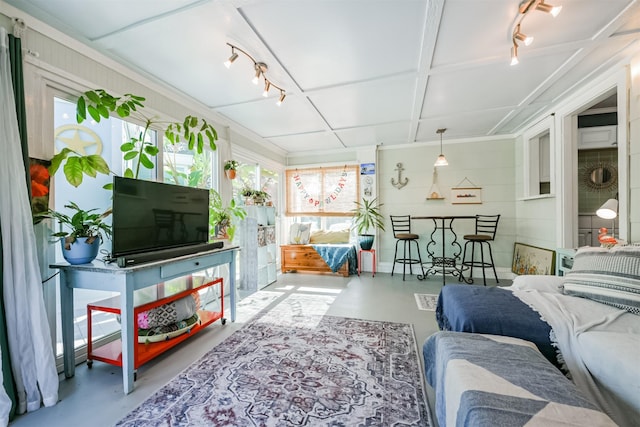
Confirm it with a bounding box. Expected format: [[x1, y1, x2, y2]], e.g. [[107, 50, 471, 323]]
[[436, 284, 559, 368], [311, 244, 358, 275]]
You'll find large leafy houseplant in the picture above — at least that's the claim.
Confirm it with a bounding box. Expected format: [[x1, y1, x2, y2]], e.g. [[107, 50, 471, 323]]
[[352, 197, 385, 250], [209, 190, 247, 241], [50, 89, 218, 188]]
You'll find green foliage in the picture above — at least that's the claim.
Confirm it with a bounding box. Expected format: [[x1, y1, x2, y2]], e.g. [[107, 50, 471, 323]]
[[224, 160, 239, 171], [49, 88, 218, 188], [351, 197, 385, 235], [209, 190, 247, 241], [240, 188, 270, 200], [34, 201, 112, 249]]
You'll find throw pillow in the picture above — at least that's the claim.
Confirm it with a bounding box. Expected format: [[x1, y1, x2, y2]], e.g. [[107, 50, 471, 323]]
[[289, 223, 311, 244], [562, 245, 640, 315]]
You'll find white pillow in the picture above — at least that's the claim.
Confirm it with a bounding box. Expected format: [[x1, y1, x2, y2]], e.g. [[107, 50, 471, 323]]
[[289, 223, 311, 244]]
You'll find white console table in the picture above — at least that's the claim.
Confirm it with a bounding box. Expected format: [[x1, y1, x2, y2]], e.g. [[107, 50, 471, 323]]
[[51, 245, 239, 394]]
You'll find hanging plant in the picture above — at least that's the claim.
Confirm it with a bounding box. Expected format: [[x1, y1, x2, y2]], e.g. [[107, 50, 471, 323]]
[[224, 160, 239, 179]]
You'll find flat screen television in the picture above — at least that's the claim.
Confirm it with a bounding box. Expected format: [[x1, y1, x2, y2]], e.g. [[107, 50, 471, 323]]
[[112, 176, 209, 258]]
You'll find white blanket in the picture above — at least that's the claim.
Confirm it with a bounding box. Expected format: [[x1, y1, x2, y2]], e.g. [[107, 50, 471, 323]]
[[512, 286, 640, 427]]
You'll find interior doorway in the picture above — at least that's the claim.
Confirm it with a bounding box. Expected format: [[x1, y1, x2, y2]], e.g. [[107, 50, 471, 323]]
[[575, 92, 618, 247]]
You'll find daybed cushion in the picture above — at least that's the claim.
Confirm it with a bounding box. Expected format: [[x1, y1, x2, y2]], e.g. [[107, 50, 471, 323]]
[[436, 284, 558, 367], [423, 331, 616, 427], [562, 245, 640, 315], [309, 230, 350, 244], [289, 223, 311, 244]]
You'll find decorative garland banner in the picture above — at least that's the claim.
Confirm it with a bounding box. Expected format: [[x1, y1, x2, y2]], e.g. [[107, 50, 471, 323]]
[[285, 165, 359, 216], [292, 165, 351, 208]]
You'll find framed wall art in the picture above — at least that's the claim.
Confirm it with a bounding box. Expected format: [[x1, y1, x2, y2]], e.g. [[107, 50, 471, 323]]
[[451, 187, 482, 204], [451, 177, 482, 204], [512, 242, 556, 275]]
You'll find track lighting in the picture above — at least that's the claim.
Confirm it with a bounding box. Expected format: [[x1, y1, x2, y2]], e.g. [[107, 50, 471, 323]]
[[223, 43, 286, 105], [535, 1, 562, 17], [509, 0, 562, 65], [510, 42, 519, 66], [224, 49, 238, 69], [434, 128, 448, 167], [513, 25, 533, 46]]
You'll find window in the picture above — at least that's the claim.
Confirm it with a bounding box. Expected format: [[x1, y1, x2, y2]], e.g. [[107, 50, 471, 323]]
[[285, 165, 359, 216], [524, 118, 554, 197], [163, 139, 216, 190]]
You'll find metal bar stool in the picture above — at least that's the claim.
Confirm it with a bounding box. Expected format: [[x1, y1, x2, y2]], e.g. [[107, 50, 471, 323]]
[[460, 214, 500, 285], [390, 215, 424, 281]]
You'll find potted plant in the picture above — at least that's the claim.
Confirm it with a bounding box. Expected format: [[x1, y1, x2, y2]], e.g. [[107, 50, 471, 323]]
[[209, 190, 247, 241], [35, 201, 112, 265], [352, 197, 385, 250], [252, 190, 270, 206], [241, 187, 255, 205], [224, 160, 239, 179]]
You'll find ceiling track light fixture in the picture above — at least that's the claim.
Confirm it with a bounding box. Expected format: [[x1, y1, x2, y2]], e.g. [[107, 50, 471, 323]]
[[223, 42, 286, 106], [434, 128, 449, 167], [509, 0, 562, 66]]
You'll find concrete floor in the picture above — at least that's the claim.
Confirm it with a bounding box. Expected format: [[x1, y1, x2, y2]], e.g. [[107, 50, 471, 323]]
[[10, 271, 505, 427]]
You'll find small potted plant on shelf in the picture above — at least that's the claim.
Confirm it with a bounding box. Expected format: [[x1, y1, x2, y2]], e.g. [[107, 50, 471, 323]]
[[252, 190, 270, 206], [351, 197, 385, 250], [224, 160, 239, 179], [35, 201, 112, 265], [241, 187, 255, 205]]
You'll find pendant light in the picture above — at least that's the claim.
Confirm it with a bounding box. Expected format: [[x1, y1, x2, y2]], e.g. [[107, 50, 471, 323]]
[[434, 128, 448, 167]]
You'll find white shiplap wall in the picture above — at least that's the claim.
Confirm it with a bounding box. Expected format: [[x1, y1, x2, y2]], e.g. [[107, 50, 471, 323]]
[[377, 138, 516, 278]]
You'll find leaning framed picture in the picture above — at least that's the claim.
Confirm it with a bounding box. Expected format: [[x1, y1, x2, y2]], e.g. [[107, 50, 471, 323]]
[[512, 242, 556, 275], [451, 187, 482, 204]]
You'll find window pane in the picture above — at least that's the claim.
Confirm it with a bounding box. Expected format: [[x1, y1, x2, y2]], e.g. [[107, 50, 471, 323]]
[[163, 140, 214, 189], [232, 163, 257, 200], [260, 167, 279, 208]]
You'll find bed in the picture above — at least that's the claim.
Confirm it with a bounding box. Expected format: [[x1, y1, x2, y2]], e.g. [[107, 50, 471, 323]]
[[432, 245, 640, 427], [423, 332, 616, 427]]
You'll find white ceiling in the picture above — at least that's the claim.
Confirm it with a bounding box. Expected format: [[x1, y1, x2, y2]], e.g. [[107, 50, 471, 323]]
[[6, 0, 640, 155]]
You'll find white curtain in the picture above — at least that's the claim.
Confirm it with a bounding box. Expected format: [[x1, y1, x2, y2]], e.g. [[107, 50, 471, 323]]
[[0, 27, 58, 420]]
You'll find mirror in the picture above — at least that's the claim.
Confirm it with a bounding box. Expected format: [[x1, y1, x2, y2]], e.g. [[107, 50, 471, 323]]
[[581, 163, 617, 191]]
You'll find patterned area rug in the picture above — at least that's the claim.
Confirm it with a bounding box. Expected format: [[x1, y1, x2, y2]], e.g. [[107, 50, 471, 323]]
[[116, 294, 431, 426], [414, 293, 439, 311]]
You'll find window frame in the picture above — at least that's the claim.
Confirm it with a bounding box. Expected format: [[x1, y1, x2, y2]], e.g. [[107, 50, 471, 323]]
[[523, 117, 555, 199], [285, 165, 360, 217]]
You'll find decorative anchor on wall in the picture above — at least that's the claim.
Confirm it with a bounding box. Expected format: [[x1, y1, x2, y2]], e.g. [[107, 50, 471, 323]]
[[391, 162, 409, 189]]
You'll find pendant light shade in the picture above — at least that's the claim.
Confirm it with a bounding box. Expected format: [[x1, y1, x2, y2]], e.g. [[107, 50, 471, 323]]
[[434, 128, 448, 167]]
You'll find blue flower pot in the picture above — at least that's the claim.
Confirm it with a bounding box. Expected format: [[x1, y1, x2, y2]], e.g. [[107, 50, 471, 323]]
[[61, 237, 100, 265], [358, 234, 375, 250]]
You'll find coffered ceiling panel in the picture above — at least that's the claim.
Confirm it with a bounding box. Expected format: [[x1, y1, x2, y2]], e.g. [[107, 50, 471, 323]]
[[238, 1, 426, 90], [268, 131, 344, 153], [217, 95, 325, 138], [337, 122, 411, 148], [308, 76, 416, 130]]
